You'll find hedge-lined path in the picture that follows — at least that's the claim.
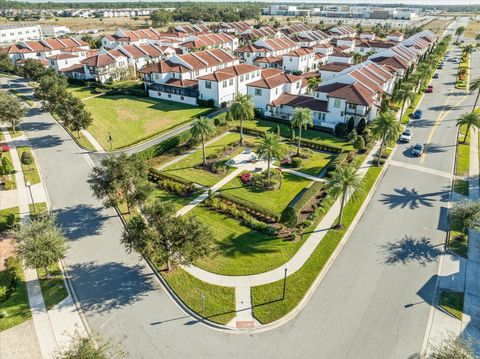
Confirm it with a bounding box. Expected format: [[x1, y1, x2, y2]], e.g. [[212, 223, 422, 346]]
[[179, 143, 380, 328]]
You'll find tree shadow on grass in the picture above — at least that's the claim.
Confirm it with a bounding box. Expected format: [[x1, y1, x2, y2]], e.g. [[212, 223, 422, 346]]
[[213, 232, 280, 259], [54, 204, 112, 240], [379, 235, 442, 266], [68, 261, 155, 314], [380, 187, 448, 210]]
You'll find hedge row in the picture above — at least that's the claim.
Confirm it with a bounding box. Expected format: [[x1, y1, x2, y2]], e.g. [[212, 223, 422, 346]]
[[291, 181, 325, 217], [236, 126, 344, 154], [139, 132, 192, 161], [216, 191, 281, 222], [148, 168, 194, 187]]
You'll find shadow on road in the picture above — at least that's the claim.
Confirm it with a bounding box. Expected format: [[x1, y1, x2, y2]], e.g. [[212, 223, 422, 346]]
[[21, 120, 53, 132], [55, 204, 111, 240], [380, 187, 448, 209], [69, 261, 155, 313], [379, 235, 442, 266]]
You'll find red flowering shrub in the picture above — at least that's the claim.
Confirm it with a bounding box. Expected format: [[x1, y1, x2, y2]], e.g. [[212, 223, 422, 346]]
[[240, 172, 252, 184], [1, 145, 10, 152]]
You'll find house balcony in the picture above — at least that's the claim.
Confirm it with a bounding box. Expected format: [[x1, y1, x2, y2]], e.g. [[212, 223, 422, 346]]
[[147, 83, 199, 98]]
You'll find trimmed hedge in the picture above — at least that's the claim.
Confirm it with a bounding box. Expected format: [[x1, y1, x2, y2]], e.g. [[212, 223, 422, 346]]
[[138, 132, 192, 160], [291, 181, 324, 217], [216, 191, 280, 222]]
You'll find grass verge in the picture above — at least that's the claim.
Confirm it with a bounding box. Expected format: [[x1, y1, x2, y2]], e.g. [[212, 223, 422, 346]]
[[455, 54, 470, 90], [251, 164, 382, 324], [439, 291, 464, 320], [456, 125, 470, 177], [453, 178, 469, 197], [37, 262, 68, 310], [449, 214, 468, 258], [17, 146, 40, 185], [0, 206, 19, 231], [161, 268, 235, 325]]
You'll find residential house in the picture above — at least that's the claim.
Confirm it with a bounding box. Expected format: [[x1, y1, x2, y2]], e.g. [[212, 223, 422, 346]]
[[327, 51, 354, 64], [110, 43, 175, 73], [234, 37, 298, 65], [101, 28, 162, 49], [240, 27, 280, 44], [282, 47, 322, 73], [81, 50, 129, 83], [327, 25, 357, 39], [355, 39, 396, 55], [179, 33, 238, 54], [197, 63, 261, 106], [216, 22, 252, 35], [386, 31, 404, 42], [139, 48, 239, 105], [280, 23, 312, 36]]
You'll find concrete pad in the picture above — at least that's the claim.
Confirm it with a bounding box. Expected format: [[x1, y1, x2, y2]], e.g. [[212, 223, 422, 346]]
[[0, 188, 18, 209], [0, 320, 42, 359], [462, 293, 480, 329], [438, 254, 466, 292], [467, 230, 480, 263], [426, 306, 463, 356], [465, 262, 480, 297]]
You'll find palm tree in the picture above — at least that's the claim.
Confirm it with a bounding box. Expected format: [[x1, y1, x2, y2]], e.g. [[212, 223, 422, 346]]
[[455, 26, 465, 42], [329, 164, 363, 229], [457, 112, 480, 143], [257, 132, 286, 178], [291, 107, 313, 156], [230, 94, 254, 145], [353, 52, 363, 64], [306, 76, 320, 95], [371, 111, 401, 164], [393, 82, 416, 120], [190, 116, 215, 166], [470, 77, 480, 112]]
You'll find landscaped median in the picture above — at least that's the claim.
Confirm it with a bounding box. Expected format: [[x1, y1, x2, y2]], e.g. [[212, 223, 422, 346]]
[[455, 124, 470, 177], [456, 52, 470, 90], [250, 164, 383, 324]]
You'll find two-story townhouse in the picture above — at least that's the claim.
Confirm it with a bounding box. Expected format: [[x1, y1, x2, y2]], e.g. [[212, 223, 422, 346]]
[[101, 28, 162, 49], [355, 39, 396, 55], [280, 23, 312, 36], [240, 27, 280, 45], [253, 56, 283, 69], [216, 22, 252, 35], [319, 62, 353, 81], [173, 23, 210, 36], [327, 51, 354, 64], [197, 63, 261, 106], [234, 37, 299, 65], [312, 43, 334, 56], [81, 50, 129, 84], [47, 52, 87, 73], [110, 43, 175, 72], [289, 30, 331, 47], [386, 31, 404, 42], [327, 25, 357, 39], [139, 48, 239, 105], [359, 32, 376, 41], [282, 47, 320, 73], [179, 33, 238, 54], [246, 68, 305, 117]]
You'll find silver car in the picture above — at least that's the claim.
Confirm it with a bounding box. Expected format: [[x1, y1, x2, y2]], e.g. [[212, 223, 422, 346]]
[[399, 128, 413, 143]]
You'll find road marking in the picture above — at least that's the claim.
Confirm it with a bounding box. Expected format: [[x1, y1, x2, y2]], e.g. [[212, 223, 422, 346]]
[[421, 90, 469, 164], [389, 160, 453, 179]]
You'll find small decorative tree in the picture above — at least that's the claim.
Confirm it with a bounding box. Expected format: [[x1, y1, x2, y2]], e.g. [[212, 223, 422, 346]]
[[21, 151, 33, 171]]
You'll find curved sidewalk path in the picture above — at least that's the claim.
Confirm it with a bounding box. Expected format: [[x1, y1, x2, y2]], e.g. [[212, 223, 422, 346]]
[[183, 143, 380, 288]]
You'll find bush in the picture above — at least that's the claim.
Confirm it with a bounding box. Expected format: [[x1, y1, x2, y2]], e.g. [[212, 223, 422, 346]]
[[148, 168, 195, 194], [291, 181, 324, 218], [225, 112, 232, 122], [138, 132, 191, 160], [216, 192, 280, 222], [249, 170, 283, 191], [0, 257, 20, 303], [335, 123, 348, 137], [290, 157, 303, 168], [353, 136, 365, 151], [1, 157, 13, 174], [21, 151, 33, 166], [280, 206, 298, 228], [3, 178, 15, 190]]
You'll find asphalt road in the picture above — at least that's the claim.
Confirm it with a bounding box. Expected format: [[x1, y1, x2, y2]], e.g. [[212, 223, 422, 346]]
[[8, 17, 477, 359]]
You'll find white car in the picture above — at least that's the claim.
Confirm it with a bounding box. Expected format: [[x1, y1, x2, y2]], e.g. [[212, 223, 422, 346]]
[[399, 128, 413, 143]]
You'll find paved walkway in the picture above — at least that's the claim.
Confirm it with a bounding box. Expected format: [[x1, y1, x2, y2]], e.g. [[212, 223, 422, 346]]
[[0, 320, 42, 359], [80, 129, 104, 153]]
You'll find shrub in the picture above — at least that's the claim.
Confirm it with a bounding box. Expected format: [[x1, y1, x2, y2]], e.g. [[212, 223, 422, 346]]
[[291, 181, 324, 218], [21, 151, 33, 166], [335, 123, 348, 137], [353, 136, 365, 151], [291, 157, 303, 168], [280, 206, 298, 228], [216, 192, 280, 222], [0, 257, 19, 303], [138, 132, 191, 160], [213, 117, 221, 126], [297, 138, 344, 154], [225, 112, 232, 122], [1, 145, 10, 152], [240, 172, 252, 184], [3, 178, 15, 190], [249, 170, 283, 191]]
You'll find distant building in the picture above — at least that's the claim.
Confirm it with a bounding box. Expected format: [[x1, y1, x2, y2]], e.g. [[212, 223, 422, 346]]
[[0, 25, 42, 44], [41, 26, 70, 38]]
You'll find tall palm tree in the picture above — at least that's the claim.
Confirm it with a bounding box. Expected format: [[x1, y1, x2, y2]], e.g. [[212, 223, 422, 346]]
[[393, 82, 416, 120], [230, 94, 254, 145], [291, 107, 313, 156], [470, 77, 480, 112], [457, 112, 480, 144], [455, 26, 465, 43], [190, 116, 215, 166], [371, 111, 401, 164], [307, 76, 321, 95], [257, 132, 287, 178], [329, 164, 363, 229]]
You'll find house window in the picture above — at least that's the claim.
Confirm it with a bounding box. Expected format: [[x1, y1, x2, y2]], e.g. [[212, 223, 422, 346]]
[[205, 81, 212, 89], [222, 81, 227, 88], [334, 99, 341, 108], [246, 53, 251, 57], [246, 74, 250, 80], [240, 75, 244, 82], [289, 58, 292, 62], [195, 71, 199, 76], [229, 79, 233, 86], [296, 82, 300, 89], [255, 88, 262, 96]]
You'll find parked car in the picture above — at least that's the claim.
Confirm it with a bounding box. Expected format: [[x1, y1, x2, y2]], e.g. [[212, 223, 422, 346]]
[[433, 73, 439, 78], [413, 110, 423, 119], [425, 85, 433, 93], [437, 63, 443, 69], [399, 128, 413, 143], [411, 143, 425, 157]]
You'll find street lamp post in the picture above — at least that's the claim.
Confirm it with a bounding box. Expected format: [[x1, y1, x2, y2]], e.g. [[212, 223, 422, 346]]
[[108, 132, 113, 150], [282, 264, 289, 300], [26, 181, 36, 213]]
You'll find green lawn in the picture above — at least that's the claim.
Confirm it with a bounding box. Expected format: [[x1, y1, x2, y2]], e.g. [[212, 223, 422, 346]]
[[82, 94, 211, 150], [161, 133, 246, 187], [456, 125, 470, 177], [69, 130, 97, 152], [279, 145, 335, 177], [439, 291, 464, 320], [67, 85, 96, 100], [219, 171, 312, 218], [241, 119, 353, 151], [0, 206, 19, 231], [0, 257, 31, 331], [193, 205, 304, 276], [453, 179, 469, 197], [37, 263, 68, 310], [251, 164, 382, 324], [29, 202, 47, 221], [161, 268, 235, 325], [17, 147, 40, 185], [449, 215, 468, 258], [148, 188, 198, 212]]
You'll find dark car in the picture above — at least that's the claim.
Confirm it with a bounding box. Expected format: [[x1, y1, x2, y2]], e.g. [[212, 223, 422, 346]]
[[413, 110, 423, 119], [425, 85, 433, 93], [411, 143, 425, 157], [433, 73, 439, 79]]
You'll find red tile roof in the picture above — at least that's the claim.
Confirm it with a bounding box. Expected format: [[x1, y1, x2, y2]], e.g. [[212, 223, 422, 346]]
[[197, 63, 259, 82], [271, 93, 328, 112], [247, 68, 302, 89]]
